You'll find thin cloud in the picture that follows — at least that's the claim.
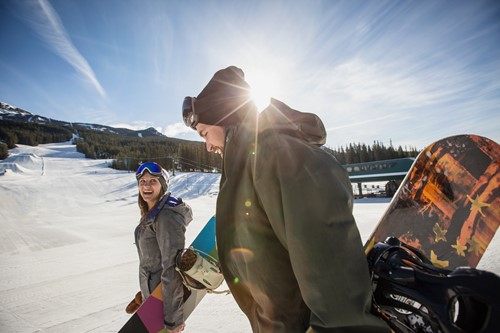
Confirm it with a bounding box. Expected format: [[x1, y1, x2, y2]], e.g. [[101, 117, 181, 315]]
[[110, 121, 156, 131], [24, 0, 106, 97], [163, 122, 194, 138]]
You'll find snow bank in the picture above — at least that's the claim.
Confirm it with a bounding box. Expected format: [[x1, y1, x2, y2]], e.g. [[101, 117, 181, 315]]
[[0, 152, 43, 174]]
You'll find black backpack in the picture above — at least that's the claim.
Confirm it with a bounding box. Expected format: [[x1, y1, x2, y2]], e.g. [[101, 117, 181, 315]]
[[367, 237, 500, 333]]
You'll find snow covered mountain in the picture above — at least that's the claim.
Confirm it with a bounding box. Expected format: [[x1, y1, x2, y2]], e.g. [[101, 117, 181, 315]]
[[0, 101, 164, 138]]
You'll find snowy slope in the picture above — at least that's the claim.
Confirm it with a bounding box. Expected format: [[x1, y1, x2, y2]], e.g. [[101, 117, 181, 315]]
[[0, 142, 498, 333]]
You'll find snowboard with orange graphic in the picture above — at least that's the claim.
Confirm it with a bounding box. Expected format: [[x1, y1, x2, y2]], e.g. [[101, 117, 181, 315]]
[[364, 134, 499, 270]]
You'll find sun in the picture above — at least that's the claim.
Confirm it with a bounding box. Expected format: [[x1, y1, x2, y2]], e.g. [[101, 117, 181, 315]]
[[246, 69, 280, 111]]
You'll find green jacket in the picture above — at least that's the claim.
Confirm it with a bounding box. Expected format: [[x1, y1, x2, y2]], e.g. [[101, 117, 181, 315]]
[[216, 99, 389, 333]]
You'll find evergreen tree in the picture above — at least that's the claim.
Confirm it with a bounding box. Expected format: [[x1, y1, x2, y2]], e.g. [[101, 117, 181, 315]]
[[0, 142, 8, 159]]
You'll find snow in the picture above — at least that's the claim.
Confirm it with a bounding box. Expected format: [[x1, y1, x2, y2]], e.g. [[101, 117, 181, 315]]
[[0, 142, 498, 333]]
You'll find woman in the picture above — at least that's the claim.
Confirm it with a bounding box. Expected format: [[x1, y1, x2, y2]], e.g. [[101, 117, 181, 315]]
[[131, 162, 192, 333]]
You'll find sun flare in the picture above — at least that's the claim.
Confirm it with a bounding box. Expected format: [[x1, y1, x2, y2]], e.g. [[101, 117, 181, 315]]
[[246, 69, 280, 111]]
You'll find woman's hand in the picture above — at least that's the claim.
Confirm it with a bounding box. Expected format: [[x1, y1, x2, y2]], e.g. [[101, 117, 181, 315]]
[[166, 322, 185, 333], [125, 291, 142, 314]]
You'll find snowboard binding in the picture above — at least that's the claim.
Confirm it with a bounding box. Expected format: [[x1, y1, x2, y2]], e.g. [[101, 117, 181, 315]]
[[367, 236, 500, 333], [175, 247, 229, 294]]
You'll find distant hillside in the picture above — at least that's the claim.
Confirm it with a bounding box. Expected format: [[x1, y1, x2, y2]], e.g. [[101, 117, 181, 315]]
[[0, 101, 164, 138], [0, 101, 221, 172], [1, 101, 419, 172]]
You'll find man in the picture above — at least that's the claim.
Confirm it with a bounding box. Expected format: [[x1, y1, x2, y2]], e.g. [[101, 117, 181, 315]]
[[182, 66, 390, 333]]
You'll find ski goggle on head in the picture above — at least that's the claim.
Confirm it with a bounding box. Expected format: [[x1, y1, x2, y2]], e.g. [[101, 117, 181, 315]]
[[182, 96, 198, 130], [136, 162, 166, 180]]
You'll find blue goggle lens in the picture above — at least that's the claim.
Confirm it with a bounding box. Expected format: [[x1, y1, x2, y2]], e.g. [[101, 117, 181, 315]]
[[136, 162, 163, 179]]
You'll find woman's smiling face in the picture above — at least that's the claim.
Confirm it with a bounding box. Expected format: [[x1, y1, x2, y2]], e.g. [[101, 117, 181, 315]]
[[138, 173, 162, 209]]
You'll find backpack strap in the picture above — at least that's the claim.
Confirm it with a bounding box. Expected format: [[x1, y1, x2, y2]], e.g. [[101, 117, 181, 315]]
[[166, 195, 183, 207]]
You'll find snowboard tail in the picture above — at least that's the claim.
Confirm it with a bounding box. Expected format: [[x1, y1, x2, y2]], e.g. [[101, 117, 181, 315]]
[[365, 134, 500, 269], [119, 216, 218, 333]]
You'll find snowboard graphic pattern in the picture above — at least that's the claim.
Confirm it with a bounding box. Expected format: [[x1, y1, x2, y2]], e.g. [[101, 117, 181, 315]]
[[119, 216, 218, 333], [364, 134, 499, 269]]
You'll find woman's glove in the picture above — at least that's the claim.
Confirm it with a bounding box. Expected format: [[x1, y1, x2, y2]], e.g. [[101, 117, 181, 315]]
[[125, 291, 143, 314]]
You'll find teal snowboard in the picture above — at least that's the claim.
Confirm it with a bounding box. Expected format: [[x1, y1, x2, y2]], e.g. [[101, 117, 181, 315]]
[[119, 216, 218, 333]]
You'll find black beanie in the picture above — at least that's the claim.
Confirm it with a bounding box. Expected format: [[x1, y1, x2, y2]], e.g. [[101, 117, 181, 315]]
[[194, 66, 256, 126]]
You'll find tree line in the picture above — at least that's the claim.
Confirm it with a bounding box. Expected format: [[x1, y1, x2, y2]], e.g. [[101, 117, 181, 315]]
[[1, 119, 420, 171], [326, 141, 420, 165], [0, 119, 73, 149], [76, 128, 221, 174]]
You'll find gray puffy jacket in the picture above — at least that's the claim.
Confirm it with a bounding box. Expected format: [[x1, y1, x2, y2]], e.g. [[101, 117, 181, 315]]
[[134, 193, 193, 329]]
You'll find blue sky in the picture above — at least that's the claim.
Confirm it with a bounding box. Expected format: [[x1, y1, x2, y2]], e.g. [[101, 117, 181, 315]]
[[1, 0, 499, 149]]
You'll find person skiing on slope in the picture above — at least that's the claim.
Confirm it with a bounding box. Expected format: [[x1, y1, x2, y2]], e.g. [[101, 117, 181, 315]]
[[181, 66, 390, 332]]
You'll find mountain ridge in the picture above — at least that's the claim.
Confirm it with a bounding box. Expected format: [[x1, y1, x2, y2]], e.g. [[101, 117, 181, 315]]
[[0, 101, 164, 138]]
